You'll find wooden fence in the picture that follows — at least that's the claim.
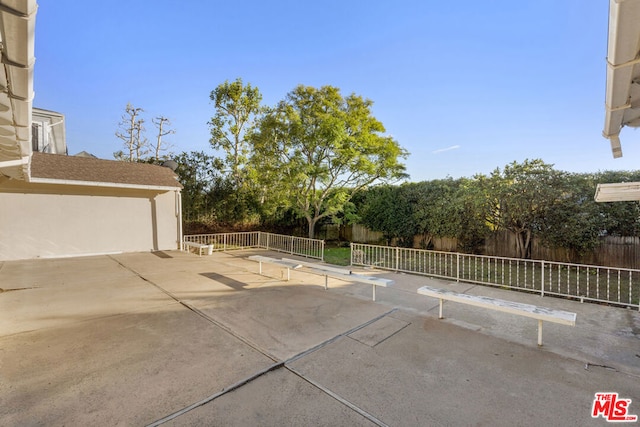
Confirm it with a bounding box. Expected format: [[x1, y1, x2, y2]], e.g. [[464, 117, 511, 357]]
[[340, 223, 385, 244], [340, 224, 640, 269], [485, 231, 640, 269]]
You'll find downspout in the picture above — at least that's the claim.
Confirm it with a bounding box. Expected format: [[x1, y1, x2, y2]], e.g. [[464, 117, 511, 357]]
[[176, 189, 183, 251]]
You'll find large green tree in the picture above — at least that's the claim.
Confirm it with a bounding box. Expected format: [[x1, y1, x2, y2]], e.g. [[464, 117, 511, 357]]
[[250, 85, 408, 238], [358, 179, 489, 251], [536, 172, 603, 258], [209, 78, 263, 189], [408, 180, 462, 244], [475, 159, 565, 258], [359, 185, 416, 246], [173, 150, 263, 225], [173, 151, 221, 221]]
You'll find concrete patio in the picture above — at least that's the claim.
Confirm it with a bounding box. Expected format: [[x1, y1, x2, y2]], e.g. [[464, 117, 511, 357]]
[[1, 250, 638, 426]]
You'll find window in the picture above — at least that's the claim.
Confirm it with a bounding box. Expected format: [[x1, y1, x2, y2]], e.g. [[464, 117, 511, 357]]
[[31, 122, 41, 151]]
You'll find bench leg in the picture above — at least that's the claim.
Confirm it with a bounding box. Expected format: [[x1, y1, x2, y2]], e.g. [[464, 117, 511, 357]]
[[538, 320, 543, 346], [438, 298, 444, 319]]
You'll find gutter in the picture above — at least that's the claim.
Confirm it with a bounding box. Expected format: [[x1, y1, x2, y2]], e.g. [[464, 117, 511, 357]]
[[0, 155, 30, 169], [602, 0, 640, 158], [0, 2, 37, 19], [28, 176, 182, 192]]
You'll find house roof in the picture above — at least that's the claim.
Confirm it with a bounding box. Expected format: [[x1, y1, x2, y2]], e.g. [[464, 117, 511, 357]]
[[29, 152, 182, 190], [602, 0, 640, 158]]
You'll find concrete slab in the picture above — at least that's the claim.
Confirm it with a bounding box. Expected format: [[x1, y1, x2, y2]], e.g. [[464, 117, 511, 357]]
[[0, 304, 274, 426], [111, 251, 394, 361], [289, 313, 640, 427], [316, 267, 640, 376], [1, 250, 639, 426], [0, 255, 176, 336], [348, 315, 410, 347], [165, 368, 376, 426], [192, 285, 393, 361]]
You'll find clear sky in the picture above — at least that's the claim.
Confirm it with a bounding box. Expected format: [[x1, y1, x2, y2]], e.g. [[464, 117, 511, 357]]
[[33, 0, 640, 182]]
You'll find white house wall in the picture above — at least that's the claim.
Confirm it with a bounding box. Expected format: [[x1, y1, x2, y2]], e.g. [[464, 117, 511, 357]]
[[0, 182, 180, 260], [31, 109, 67, 155]]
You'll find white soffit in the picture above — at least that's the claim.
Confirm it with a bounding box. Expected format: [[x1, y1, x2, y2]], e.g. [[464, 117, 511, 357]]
[[603, 0, 640, 158], [594, 182, 640, 202], [0, 0, 36, 180]]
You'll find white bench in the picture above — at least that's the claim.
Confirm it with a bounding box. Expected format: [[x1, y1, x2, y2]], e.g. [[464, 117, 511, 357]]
[[281, 258, 394, 301], [281, 258, 354, 275], [417, 286, 576, 346], [183, 241, 209, 256], [248, 255, 303, 281]]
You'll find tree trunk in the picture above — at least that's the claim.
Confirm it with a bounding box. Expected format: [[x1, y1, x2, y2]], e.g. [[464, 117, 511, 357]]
[[514, 230, 532, 259], [515, 232, 525, 258], [308, 217, 318, 239]]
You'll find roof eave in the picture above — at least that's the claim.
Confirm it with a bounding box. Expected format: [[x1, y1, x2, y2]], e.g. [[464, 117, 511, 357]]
[[0, 0, 37, 180], [594, 181, 640, 202], [602, 0, 640, 158], [28, 176, 182, 192]]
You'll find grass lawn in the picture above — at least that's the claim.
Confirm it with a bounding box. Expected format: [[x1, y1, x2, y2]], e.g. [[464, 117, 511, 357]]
[[323, 247, 351, 266]]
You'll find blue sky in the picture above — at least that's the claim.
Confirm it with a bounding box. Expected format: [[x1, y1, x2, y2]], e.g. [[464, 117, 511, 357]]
[[33, 1, 640, 182]]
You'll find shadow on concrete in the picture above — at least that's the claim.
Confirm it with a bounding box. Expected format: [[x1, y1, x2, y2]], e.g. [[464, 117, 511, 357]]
[[200, 272, 247, 290], [152, 251, 173, 259]]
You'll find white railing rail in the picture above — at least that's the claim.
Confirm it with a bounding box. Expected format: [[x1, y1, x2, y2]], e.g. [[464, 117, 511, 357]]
[[351, 243, 640, 311], [183, 231, 324, 260]]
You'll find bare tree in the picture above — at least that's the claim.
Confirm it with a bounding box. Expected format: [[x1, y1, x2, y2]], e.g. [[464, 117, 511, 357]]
[[115, 103, 147, 161], [152, 116, 175, 161], [133, 118, 149, 161]]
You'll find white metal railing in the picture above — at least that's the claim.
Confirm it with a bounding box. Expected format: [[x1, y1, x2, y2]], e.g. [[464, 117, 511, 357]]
[[351, 243, 640, 311], [183, 231, 324, 260], [183, 231, 260, 251]]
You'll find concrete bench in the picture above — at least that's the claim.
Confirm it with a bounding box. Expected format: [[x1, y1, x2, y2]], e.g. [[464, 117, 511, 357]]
[[248, 255, 303, 281], [417, 285, 576, 346], [281, 258, 394, 301], [281, 258, 354, 275], [318, 270, 394, 301], [183, 241, 209, 256]]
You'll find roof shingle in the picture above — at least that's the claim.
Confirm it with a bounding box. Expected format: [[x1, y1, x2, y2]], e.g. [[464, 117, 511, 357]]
[[30, 152, 182, 189]]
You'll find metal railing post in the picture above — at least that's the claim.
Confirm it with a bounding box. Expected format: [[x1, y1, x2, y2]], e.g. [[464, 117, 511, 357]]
[[456, 253, 460, 283], [395, 247, 399, 271], [321, 240, 325, 261], [350, 242, 353, 266], [541, 261, 545, 297]]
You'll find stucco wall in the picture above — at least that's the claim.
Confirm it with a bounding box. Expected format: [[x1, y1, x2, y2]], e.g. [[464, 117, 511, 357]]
[[0, 182, 181, 260]]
